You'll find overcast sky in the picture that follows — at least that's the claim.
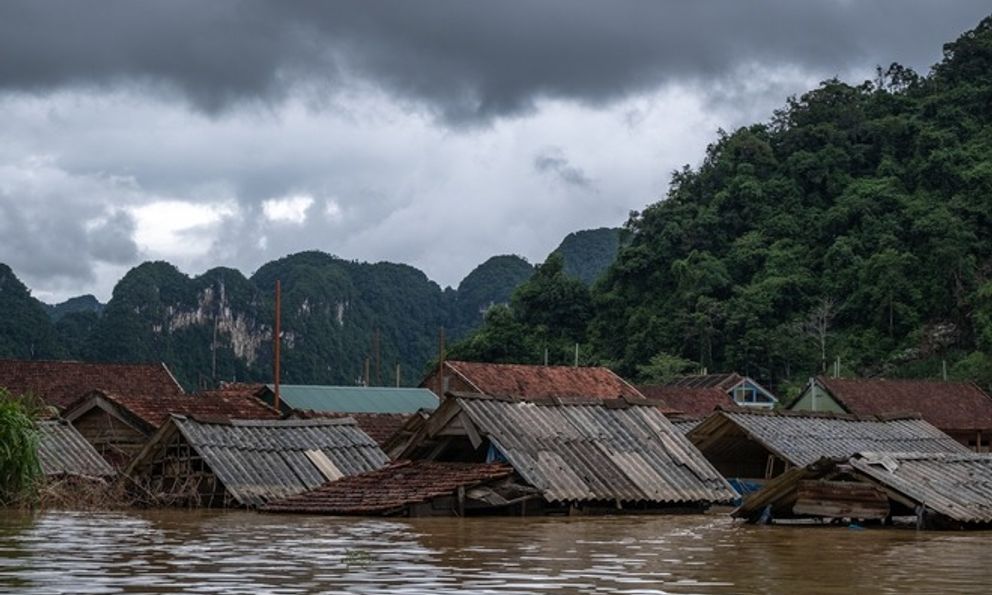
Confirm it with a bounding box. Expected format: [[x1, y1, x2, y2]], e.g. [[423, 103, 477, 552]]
[[1, 1, 988, 303]]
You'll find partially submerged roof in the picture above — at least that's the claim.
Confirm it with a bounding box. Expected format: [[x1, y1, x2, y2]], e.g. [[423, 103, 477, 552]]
[[36, 420, 114, 478], [689, 409, 970, 468], [64, 389, 281, 434], [264, 385, 438, 414], [0, 359, 184, 409], [127, 416, 390, 507], [263, 460, 513, 515], [409, 393, 737, 505], [735, 452, 992, 527], [638, 385, 731, 416], [813, 376, 992, 431], [440, 360, 644, 400]]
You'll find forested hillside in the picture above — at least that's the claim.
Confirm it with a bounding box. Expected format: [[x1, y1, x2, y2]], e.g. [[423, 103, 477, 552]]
[[551, 227, 626, 285], [0, 226, 620, 389], [454, 16, 992, 394]]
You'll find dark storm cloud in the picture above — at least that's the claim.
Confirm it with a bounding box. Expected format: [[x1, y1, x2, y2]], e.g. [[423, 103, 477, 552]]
[[1, 1, 988, 124], [534, 148, 593, 189]]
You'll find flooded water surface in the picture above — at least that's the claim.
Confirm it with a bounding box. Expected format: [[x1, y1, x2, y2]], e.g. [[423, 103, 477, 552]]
[[1, 510, 990, 594]]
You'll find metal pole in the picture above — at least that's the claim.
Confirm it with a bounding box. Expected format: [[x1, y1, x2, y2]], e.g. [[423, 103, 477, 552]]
[[273, 279, 281, 411]]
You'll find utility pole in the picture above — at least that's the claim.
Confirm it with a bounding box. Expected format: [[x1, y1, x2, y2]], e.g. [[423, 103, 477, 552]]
[[273, 279, 282, 411], [395, 363, 401, 388], [374, 328, 382, 387], [438, 327, 446, 397]]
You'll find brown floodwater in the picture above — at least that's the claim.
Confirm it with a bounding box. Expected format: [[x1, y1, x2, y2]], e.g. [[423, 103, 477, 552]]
[[1, 510, 990, 594]]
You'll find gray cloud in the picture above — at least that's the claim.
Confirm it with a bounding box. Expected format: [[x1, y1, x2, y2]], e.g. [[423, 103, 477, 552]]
[[87, 211, 139, 265], [0, 1, 988, 125], [534, 148, 593, 189]]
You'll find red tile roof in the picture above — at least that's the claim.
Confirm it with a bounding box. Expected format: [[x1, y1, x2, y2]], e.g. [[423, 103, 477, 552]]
[[64, 388, 281, 433], [817, 377, 992, 432], [263, 460, 513, 515], [294, 411, 412, 447], [0, 359, 184, 409], [637, 385, 733, 416], [443, 361, 644, 400]]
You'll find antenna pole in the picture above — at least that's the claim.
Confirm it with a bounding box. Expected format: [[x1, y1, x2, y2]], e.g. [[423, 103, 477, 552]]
[[273, 279, 282, 411]]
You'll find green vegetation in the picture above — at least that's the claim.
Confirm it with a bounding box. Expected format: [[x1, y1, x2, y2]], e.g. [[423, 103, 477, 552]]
[[0, 264, 61, 360], [551, 227, 626, 285], [448, 255, 534, 340], [45, 295, 104, 322], [0, 389, 41, 505], [455, 16, 992, 392]]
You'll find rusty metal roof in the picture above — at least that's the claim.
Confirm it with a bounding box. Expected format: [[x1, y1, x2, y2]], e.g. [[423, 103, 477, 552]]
[[815, 376, 992, 432], [690, 409, 970, 468], [263, 460, 514, 515], [131, 416, 389, 507], [63, 389, 281, 434], [638, 385, 732, 416], [0, 359, 184, 409], [665, 373, 743, 390], [36, 420, 114, 478], [443, 361, 645, 400], [450, 394, 737, 505]]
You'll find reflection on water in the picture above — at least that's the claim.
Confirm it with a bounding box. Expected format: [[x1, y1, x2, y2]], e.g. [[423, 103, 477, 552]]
[[1, 510, 990, 594]]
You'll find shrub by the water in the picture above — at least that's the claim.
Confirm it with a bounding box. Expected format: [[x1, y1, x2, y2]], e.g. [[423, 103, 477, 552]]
[[0, 388, 41, 505]]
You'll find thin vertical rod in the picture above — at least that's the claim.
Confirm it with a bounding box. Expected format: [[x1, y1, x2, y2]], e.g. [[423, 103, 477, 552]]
[[274, 279, 282, 411]]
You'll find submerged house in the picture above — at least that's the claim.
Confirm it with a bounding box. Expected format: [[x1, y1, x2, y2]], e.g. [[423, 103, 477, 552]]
[[734, 452, 992, 530], [62, 388, 280, 467], [789, 376, 992, 451], [36, 419, 115, 480], [391, 392, 737, 514], [663, 373, 778, 409], [420, 360, 645, 401], [0, 359, 184, 410], [125, 416, 389, 508], [686, 408, 969, 485]]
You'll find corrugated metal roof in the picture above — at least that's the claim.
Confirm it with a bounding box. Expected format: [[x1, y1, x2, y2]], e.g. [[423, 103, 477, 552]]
[[814, 376, 992, 431], [665, 373, 743, 390], [691, 409, 969, 468], [36, 420, 115, 478], [850, 452, 992, 524], [169, 416, 390, 507], [670, 418, 702, 435], [263, 460, 513, 515], [264, 385, 438, 414], [453, 395, 737, 505]]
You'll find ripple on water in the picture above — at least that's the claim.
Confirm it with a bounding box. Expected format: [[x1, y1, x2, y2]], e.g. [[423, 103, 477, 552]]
[[1, 511, 991, 594]]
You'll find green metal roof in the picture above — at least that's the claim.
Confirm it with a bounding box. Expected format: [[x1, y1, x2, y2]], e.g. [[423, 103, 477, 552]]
[[264, 385, 439, 414]]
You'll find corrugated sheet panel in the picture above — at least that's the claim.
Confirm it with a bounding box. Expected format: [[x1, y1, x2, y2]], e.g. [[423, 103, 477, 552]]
[[36, 420, 114, 477], [850, 452, 992, 523], [670, 418, 702, 435], [265, 385, 438, 414], [174, 417, 389, 507], [456, 397, 737, 505], [717, 411, 969, 467]]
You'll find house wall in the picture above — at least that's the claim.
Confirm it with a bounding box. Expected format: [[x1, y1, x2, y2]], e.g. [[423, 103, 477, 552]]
[[789, 384, 846, 413], [73, 408, 150, 468]]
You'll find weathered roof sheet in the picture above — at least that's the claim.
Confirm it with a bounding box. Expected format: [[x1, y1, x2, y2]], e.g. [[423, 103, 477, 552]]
[[36, 420, 115, 478], [452, 394, 737, 504], [815, 376, 992, 431], [849, 452, 992, 524], [0, 359, 184, 409], [442, 361, 645, 400], [665, 373, 743, 390], [165, 416, 389, 507], [734, 452, 992, 526], [264, 385, 438, 414], [669, 417, 703, 435], [64, 389, 281, 433], [638, 385, 732, 416], [690, 409, 970, 468], [293, 411, 413, 447], [263, 460, 514, 515]]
